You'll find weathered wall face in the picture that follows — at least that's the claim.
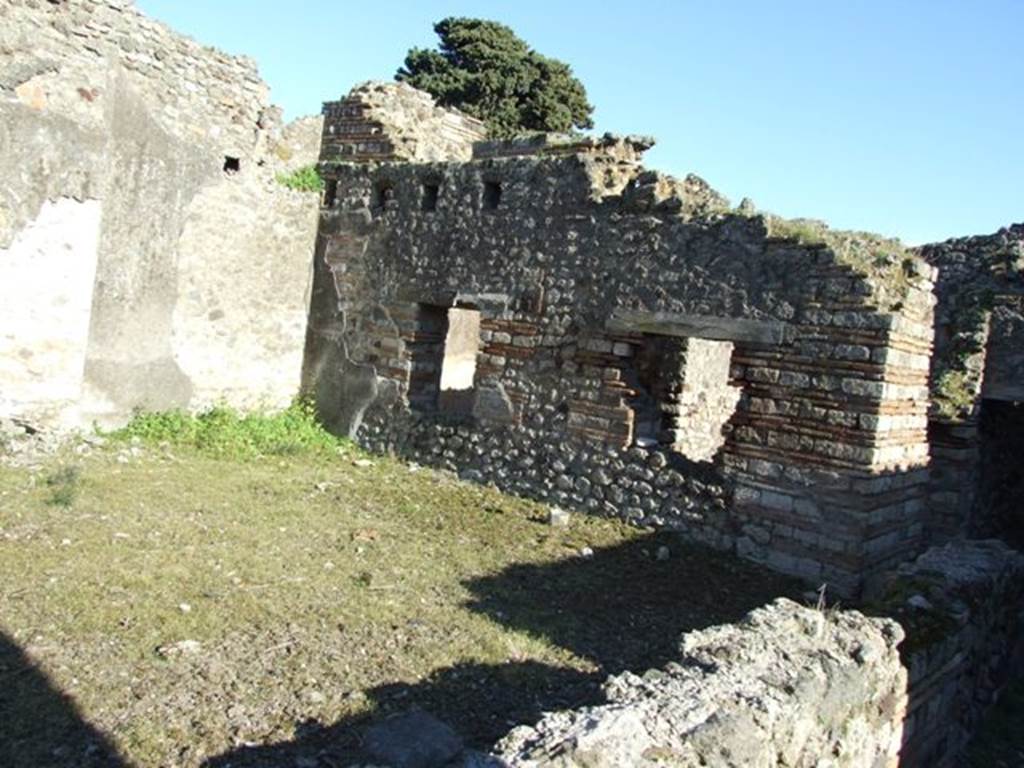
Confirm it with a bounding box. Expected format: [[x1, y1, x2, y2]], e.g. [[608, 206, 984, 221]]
[[875, 539, 1024, 767], [493, 539, 1024, 767], [305, 88, 937, 595], [497, 598, 908, 767], [0, 0, 318, 426], [320, 81, 486, 164], [915, 225, 1024, 541], [168, 171, 317, 413]]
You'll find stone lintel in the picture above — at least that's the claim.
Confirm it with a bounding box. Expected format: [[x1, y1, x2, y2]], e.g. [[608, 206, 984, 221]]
[[394, 288, 512, 317], [607, 310, 788, 345]]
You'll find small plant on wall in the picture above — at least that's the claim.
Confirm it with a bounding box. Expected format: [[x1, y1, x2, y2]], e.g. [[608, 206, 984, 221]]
[[276, 165, 324, 193]]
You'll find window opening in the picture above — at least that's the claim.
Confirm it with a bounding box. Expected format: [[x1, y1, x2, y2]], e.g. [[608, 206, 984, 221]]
[[407, 304, 482, 415], [483, 181, 502, 210], [626, 335, 741, 462], [374, 182, 395, 211], [323, 179, 338, 208], [422, 182, 440, 212]]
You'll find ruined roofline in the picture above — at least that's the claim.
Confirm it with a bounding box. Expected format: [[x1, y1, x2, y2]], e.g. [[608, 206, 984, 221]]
[[321, 80, 486, 129], [320, 81, 487, 163], [318, 149, 932, 313], [318, 82, 932, 312], [472, 132, 656, 162], [916, 221, 1024, 251]]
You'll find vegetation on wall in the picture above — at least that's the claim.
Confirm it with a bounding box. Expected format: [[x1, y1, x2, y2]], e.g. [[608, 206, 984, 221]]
[[275, 165, 324, 193], [396, 17, 594, 138]]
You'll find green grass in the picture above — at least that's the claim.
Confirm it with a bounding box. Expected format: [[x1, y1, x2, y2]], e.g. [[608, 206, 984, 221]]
[[275, 165, 324, 193], [0, 419, 801, 766], [110, 401, 346, 459], [43, 465, 81, 508], [933, 369, 980, 421]]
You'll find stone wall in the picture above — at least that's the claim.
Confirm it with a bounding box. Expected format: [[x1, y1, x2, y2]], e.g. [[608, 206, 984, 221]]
[[874, 539, 1024, 766], [304, 85, 937, 595], [496, 598, 908, 767], [320, 81, 486, 164], [916, 225, 1024, 542], [0, 0, 319, 426], [489, 540, 1024, 767]]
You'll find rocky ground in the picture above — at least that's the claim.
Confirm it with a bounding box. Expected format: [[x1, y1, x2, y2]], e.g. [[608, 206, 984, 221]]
[[0, 428, 803, 767]]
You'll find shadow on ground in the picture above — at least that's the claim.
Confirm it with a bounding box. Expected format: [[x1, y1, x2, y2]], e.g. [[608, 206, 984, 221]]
[[0, 631, 125, 768], [205, 531, 803, 766]]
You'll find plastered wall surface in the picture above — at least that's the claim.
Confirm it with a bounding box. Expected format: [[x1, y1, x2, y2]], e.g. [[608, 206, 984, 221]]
[[0, 198, 101, 424], [0, 0, 319, 426]]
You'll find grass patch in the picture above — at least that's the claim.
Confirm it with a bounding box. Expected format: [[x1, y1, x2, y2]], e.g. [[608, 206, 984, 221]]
[[275, 165, 324, 193], [0, 442, 800, 766], [110, 401, 347, 459], [43, 465, 81, 508]]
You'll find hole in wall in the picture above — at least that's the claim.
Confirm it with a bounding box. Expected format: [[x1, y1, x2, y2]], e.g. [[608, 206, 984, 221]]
[[483, 181, 502, 210], [422, 182, 440, 212], [407, 304, 481, 415], [438, 306, 482, 414], [222, 156, 240, 174], [323, 179, 338, 208], [626, 335, 741, 462], [374, 181, 395, 211]]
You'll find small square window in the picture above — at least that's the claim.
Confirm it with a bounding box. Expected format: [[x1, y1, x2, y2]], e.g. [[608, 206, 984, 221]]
[[323, 179, 338, 208], [223, 156, 240, 174], [483, 181, 502, 210], [422, 183, 440, 212], [374, 182, 395, 211]]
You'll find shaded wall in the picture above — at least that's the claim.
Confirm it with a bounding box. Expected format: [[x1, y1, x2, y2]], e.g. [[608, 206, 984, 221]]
[[916, 224, 1024, 541]]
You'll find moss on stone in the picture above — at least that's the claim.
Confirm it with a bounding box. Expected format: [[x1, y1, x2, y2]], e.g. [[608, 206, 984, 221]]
[[933, 369, 980, 421], [764, 215, 918, 310]]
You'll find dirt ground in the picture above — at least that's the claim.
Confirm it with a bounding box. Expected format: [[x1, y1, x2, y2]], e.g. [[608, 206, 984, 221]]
[[0, 441, 804, 767]]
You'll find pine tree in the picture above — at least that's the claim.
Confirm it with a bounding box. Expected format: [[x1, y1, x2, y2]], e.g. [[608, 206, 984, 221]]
[[397, 18, 594, 138]]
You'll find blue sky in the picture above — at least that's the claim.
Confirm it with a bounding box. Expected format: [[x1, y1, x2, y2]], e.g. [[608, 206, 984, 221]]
[[136, 0, 1022, 245]]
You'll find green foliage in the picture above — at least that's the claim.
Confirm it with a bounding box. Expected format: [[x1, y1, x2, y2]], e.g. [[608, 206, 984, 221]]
[[275, 165, 324, 193], [112, 401, 347, 459], [934, 369, 980, 421], [45, 465, 81, 508], [931, 288, 994, 422], [397, 17, 595, 138]]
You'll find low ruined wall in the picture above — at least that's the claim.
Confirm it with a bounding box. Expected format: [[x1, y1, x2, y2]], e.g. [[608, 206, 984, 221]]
[[490, 540, 1024, 767], [875, 539, 1024, 766], [0, 0, 318, 426], [496, 598, 907, 767]]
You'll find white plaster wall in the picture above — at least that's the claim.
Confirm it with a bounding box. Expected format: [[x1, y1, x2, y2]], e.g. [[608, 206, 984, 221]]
[[171, 172, 317, 411], [0, 198, 101, 425]]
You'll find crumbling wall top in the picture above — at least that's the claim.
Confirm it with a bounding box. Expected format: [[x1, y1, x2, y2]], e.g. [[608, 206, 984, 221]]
[[472, 132, 655, 162], [320, 81, 487, 163]]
